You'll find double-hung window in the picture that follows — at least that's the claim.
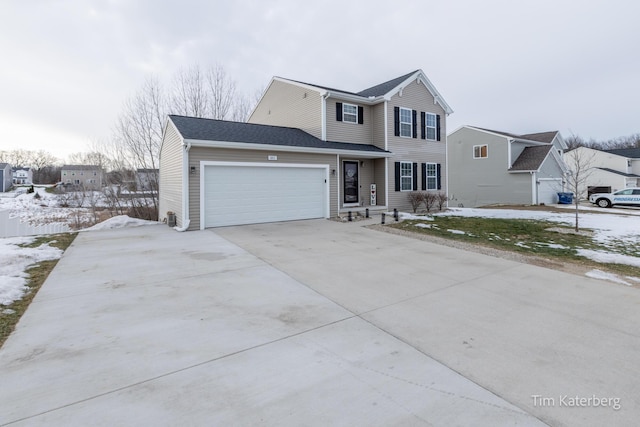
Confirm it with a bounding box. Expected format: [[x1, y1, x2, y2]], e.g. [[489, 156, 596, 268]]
[[425, 113, 436, 140], [400, 161, 413, 191], [425, 163, 437, 190], [343, 103, 357, 123], [399, 108, 412, 137]]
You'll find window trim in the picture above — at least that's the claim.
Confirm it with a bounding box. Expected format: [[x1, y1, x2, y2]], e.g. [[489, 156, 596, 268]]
[[425, 162, 438, 190], [400, 161, 413, 191], [473, 144, 488, 159], [425, 113, 437, 141], [342, 103, 358, 124], [399, 107, 412, 138]]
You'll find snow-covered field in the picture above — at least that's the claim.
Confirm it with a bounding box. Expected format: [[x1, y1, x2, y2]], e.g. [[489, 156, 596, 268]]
[[0, 187, 158, 307]]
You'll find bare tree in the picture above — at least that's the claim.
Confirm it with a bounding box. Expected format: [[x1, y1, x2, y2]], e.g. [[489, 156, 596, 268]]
[[30, 150, 59, 183], [564, 147, 597, 231], [206, 64, 236, 120], [171, 65, 209, 117]]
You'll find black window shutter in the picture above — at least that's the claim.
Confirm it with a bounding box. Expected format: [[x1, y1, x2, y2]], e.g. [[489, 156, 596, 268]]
[[394, 162, 401, 191], [412, 110, 418, 138], [436, 115, 441, 141], [421, 163, 426, 190], [336, 103, 343, 121], [420, 112, 426, 139], [358, 106, 364, 124], [437, 163, 442, 189], [412, 163, 418, 190], [394, 107, 400, 136]]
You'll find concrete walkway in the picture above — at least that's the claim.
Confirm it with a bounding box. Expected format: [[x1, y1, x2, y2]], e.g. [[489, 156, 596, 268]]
[[0, 219, 638, 426]]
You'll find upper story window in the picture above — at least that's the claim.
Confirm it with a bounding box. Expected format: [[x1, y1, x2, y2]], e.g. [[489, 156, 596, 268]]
[[400, 108, 412, 137], [474, 144, 488, 159], [342, 103, 357, 123], [336, 102, 363, 124], [400, 161, 413, 191], [425, 113, 436, 140]]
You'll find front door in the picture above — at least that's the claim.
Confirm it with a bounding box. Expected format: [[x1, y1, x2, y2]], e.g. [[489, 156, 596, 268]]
[[343, 161, 359, 204]]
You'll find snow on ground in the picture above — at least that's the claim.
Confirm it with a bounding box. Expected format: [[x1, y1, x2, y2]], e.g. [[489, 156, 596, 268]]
[[0, 236, 63, 305], [586, 270, 634, 286], [83, 215, 158, 231]]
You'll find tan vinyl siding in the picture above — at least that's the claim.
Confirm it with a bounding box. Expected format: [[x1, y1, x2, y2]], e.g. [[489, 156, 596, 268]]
[[158, 122, 184, 226], [326, 99, 372, 144], [187, 147, 337, 230], [249, 80, 323, 139], [386, 80, 447, 211], [371, 103, 386, 150], [448, 127, 532, 208]]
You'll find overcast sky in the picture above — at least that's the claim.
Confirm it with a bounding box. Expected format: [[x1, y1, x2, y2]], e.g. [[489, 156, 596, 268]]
[[1, 0, 639, 161]]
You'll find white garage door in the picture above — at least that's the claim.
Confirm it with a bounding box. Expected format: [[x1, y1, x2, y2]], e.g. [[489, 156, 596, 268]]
[[537, 179, 563, 204], [203, 163, 328, 228]]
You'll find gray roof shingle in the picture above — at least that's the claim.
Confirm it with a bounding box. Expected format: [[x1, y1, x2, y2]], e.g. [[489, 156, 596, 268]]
[[169, 115, 389, 154], [474, 127, 558, 143], [596, 167, 640, 178], [62, 165, 102, 170], [509, 145, 553, 171], [603, 148, 640, 159], [357, 70, 419, 98]]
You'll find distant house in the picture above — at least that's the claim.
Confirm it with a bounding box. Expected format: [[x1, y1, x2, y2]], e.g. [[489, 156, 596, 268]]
[[564, 147, 640, 196], [12, 167, 33, 185], [447, 126, 568, 207], [136, 168, 158, 192], [60, 165, 103, 190], [0, 163, 12, 192]]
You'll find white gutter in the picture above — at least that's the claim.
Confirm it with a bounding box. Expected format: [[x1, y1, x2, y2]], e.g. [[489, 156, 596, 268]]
[[174, 140, 191, 232]]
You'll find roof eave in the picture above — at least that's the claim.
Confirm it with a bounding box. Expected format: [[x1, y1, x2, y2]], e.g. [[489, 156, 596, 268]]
[[383, 70, 454, 115], [184, 138, 392, 158]]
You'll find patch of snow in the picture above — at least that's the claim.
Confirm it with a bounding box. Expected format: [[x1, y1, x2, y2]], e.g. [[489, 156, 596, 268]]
[[515, 242, 531, 249], [585, 270, 633, 286], [447, 229, 466, 235], [83, 215, 159, 231], [625, 276, 640, 283], [577, 249, 640, 268], [0, 237, 63, 306], [534, 242, 569, 250], [415, 223, 434, 229]]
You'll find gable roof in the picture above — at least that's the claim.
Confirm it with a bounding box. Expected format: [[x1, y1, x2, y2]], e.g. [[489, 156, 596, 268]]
[[470, 126, 560, 144], [596, 167, 640, 178], [169, 115, 390, 156], [61, 165, 102, 170], [273, 69, 453, 114], [0, 163, 9, 168], [509, 145, 553, 171], [603, 148, 640, 159]]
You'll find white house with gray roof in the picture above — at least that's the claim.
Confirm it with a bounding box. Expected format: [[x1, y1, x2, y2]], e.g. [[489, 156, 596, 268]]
[[159, 69, 453, 229], [447, 126, 568, 207]]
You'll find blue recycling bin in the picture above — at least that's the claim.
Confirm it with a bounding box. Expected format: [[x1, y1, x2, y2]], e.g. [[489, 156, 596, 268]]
[[557, 192, 574, 204]]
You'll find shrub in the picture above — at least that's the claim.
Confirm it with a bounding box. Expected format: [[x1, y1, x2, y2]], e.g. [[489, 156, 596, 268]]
[[436, 192, 448, 211], [424, 192, 437, 212], [408, 192, 424, 213]]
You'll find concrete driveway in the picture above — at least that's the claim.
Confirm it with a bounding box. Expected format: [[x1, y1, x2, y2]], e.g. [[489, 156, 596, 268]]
[[0, 219, 638, 426]]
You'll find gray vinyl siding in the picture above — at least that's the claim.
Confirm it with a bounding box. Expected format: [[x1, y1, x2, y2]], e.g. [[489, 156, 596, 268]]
[[158, 122, 184, 226], [386, 80, 447, 211], [448, 127, 532, 207], [326, 99, 371, 144], [538, 155, 563, 180], [187, 147, 337, 230], [373, 158, 386, 206], [249, 80, 323, 139]]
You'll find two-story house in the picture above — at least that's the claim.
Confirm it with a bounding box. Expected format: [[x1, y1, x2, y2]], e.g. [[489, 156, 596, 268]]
[[564, 147, 640, 196], [159, 70, 452, 229], [60, 165, 103, 190], [0, 163, 12, 192], [447, 126, 568, 208], [12, 167, 33, 185]]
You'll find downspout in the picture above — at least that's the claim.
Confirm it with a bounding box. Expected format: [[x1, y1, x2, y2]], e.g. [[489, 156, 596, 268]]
[[175, 141, 191, 232]]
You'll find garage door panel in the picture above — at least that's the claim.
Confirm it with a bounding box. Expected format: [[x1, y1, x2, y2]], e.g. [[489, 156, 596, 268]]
[[204, 165, 327, 227], [538, 180, 563, 205]]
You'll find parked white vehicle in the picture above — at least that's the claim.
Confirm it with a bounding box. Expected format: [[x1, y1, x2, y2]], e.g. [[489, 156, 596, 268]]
[[589, 188, 640, 208]]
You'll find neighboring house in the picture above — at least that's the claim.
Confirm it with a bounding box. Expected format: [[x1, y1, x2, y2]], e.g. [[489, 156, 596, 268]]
[[136, 168, 158, 192], [60, 165, 103, 190], [447, 126, 568, 208], [12, 167, 33, 185], [564, 147, 640, 196], [159, 69, 453, 229], [0, 163, 12, 192]]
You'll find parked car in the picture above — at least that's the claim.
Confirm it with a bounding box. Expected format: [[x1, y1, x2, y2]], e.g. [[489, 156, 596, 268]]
[[589, 188, 640, 208]]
